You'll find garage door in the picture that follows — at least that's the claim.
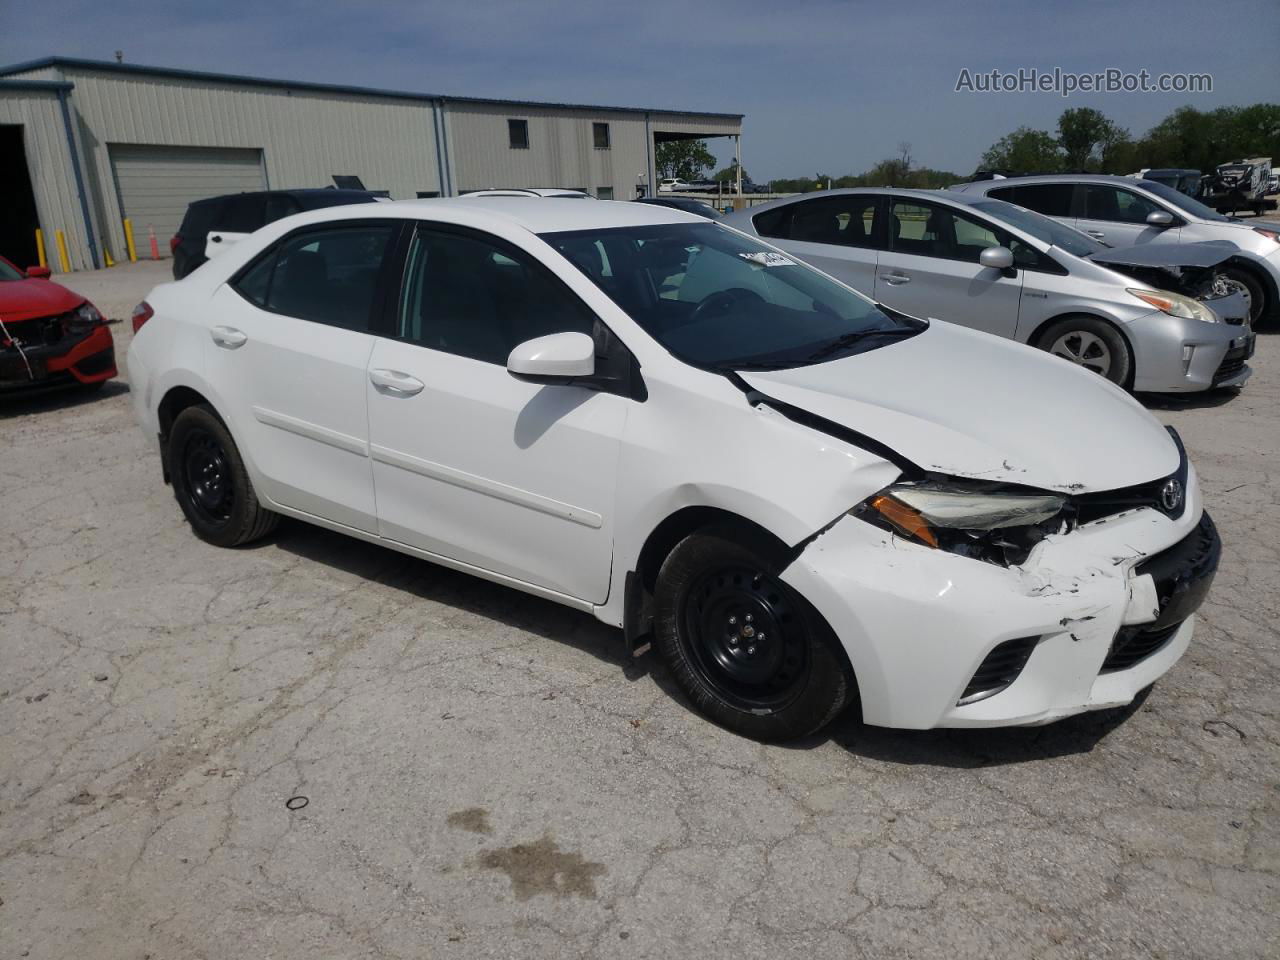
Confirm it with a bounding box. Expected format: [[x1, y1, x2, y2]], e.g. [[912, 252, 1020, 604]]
[[109, 145, 266, 255]]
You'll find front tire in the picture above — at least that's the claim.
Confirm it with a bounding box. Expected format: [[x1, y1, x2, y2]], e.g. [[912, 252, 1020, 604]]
[[1035, 315, 1132, 387], [169, 404, 278, 547], [653, 528, 855, 741], [1223, 266, 1267, 327]]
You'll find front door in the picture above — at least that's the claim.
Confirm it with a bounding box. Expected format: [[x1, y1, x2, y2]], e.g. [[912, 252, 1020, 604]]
[[366, 223, 626, 603], [204, 220, 397, 532], [1075, 184, 1181, 247], [874, 198, 1023, 339]]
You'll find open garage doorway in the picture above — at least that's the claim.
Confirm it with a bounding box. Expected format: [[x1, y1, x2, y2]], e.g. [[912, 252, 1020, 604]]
[[0, 125, 41, 269]]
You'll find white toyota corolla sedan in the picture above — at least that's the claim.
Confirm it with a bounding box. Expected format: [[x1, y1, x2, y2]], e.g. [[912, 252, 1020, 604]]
[[127, 199, 1220, 741]]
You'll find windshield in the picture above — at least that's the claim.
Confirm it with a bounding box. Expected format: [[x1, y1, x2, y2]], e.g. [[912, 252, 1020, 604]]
[[970, 199, 1104, 258], [0, 259, 23, 281], [540, 222, 922, 371], [1140, 180, 1233, 222]]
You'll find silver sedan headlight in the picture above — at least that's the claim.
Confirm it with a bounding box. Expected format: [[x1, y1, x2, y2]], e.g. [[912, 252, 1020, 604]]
[[1127, 288, 1218, 324]]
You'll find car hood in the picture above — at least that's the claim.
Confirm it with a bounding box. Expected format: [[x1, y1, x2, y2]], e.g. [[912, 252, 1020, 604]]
[[0, 278, 85, 323], [1085, 240, 1236, 270], [737, 322, 1178, 493]]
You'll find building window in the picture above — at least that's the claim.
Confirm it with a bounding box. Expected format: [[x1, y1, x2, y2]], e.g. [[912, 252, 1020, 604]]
[[593, 122, 610, 150], [596, 186, 614, 200], [508, 119, 529, 149]]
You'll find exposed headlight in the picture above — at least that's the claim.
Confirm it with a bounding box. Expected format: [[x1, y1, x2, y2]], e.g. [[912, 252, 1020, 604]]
[[1127, 288, 1218, 323], [855, 483, 1067, 565], [67, 302, 104, 333]]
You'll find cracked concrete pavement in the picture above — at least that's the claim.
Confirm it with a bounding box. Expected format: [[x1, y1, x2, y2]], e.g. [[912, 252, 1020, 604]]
[[1, 260, 1277, 959]]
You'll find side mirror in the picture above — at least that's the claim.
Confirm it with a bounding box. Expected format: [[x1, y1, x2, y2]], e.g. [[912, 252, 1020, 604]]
[[1146, 210, 1174, 227], [26, 265, 51, 279], [979, 245, 1015, 270], [507, 332, 595, 384]]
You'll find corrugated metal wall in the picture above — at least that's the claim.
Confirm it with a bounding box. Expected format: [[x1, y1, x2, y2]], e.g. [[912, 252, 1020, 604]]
[[60, 68, 443, 263], [443, 104, 740, 200], [0, 88, 93, 271], [1, 62, 741, 269]]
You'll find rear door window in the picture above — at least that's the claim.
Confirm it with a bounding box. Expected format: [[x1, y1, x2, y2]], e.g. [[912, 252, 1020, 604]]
[[757, 196, 881, 248], [264, 194, 302, 224], [989, 183, 1074, 218], [232, 222, 396, 331], [216, 194, 266, 232]]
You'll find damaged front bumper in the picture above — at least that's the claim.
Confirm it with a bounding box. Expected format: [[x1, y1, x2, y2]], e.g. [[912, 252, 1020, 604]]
[[1129, 307, 1253, 393], [781, 467, 1214, 729], [0, 324, 116, 392]]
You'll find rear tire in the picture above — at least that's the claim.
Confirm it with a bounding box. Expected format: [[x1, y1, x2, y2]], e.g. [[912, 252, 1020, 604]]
[[1035, 315, 1132, 387], [653, 528, 855, 741], [169, 404, 278, 547]]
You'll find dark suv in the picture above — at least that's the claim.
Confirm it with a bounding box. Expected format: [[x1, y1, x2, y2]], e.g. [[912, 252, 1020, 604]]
[[170, 188, 381, 280]]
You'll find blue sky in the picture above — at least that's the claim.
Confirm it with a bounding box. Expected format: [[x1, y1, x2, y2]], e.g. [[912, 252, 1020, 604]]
[[3, 0, 1275, 179]]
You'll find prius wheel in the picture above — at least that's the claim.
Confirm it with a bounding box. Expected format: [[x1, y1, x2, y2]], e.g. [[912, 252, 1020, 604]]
[[1036, 316, 1131, 387], [653, 528, 855, 741], [169, 404, 278, 548]]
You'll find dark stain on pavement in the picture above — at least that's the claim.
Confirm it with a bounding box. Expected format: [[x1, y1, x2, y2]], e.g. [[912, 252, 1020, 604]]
[[447, 806, 493, 835], [478, 834, 605, 900]]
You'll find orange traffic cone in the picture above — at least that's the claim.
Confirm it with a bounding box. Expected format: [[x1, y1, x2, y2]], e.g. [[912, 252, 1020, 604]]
[[148, 224, 160, 260]]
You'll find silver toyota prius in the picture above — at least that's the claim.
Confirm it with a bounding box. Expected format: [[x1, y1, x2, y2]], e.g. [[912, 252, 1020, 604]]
[[722, 188, 1254, 392]]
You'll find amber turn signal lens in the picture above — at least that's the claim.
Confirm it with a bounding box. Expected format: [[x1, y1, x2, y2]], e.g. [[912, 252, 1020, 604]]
[[870, 495, 938, 548]]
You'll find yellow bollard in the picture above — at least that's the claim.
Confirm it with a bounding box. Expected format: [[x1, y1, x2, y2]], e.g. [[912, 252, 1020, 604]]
[[35, 229, 47, 268], [55, 229, 70, 273], [104, 248, 115, 268], [123, 218, 137, 262]]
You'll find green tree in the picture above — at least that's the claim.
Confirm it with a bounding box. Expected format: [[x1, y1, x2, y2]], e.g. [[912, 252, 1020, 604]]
[[712, 162, 750, 183], [980, 127, 1065, 174], [1056, 107, 1127, 171], [655, 139, 715, 181]]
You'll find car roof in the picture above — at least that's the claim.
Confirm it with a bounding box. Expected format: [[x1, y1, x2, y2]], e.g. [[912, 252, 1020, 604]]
[[190, 188, 377, 206], [729, 186, 996, 212], [275, 196, 700, 234], [955, 173, 1161, 189]]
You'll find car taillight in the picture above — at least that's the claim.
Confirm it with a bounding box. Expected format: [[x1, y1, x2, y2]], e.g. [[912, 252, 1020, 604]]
[[131, 301, 154, 334], [170, 234, 182, 255]]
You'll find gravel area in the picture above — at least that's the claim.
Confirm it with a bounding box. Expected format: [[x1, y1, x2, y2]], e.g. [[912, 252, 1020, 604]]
[[1, 258, 1276, 960]]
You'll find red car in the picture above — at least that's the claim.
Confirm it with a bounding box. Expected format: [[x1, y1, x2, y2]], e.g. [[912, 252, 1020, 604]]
[[0, 255, 115, 393]]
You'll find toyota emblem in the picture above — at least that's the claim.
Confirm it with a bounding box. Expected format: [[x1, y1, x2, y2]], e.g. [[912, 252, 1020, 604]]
[[1161, 478, 1183, 512]]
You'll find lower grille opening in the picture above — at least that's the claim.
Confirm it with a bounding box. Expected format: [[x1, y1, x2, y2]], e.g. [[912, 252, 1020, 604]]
[[958, 636, 1040, 705], [1101, 622, 1181, 673]]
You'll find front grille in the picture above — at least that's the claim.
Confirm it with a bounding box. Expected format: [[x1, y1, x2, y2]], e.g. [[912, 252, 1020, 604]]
[[1213, 351, 1248, 385], [1102, 622, 1180, 672], [1101, 511, 1220, 674], [1074, 426, 1188, 524], [958, 635, 1039, 705], [3, 313, 66, 346]]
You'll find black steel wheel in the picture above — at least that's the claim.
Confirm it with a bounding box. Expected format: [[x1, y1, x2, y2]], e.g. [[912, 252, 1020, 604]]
[[181, 427, 235, 526], [169, 404, 278, 547], [681, 564, 809, 713], [654, 527, 856, 741]]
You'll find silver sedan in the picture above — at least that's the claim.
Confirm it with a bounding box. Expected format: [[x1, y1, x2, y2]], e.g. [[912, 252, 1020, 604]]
[[722, 188, 1254, 392]]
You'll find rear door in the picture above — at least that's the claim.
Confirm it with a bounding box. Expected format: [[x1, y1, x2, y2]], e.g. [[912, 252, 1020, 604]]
[[365, 223, 626, 603], [205, 220, 399, 532], [206, 194, 266, 261], [874, 197, 1022, 338], [1075, 184, 1181, 247], [754, 194, 883, 295]]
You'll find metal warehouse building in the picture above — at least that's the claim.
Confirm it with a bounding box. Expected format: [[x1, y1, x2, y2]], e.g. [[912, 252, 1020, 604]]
[[0, 57, 742, 272]]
